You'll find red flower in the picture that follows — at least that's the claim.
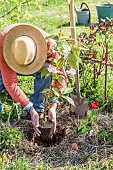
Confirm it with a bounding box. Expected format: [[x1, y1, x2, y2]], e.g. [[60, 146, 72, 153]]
[[90, 24, 95, 31], [102, 57, 105, 61], [97, 71, 101, 75], [94, 38, 96, 42], [61, 103, 65, 108], [91, 102, 99, 109], [98, 42, 102, 46]]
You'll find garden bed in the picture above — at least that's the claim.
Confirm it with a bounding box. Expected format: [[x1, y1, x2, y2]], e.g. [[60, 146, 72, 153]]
[[6, 105, 113, 169]]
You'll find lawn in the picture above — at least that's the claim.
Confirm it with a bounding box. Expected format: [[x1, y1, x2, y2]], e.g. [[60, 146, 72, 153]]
[[1, 0, 113, 169]]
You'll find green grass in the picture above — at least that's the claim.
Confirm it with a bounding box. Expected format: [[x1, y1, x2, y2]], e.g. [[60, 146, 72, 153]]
[[1, 156, 113, 170], [0, 155, 51, 170], [31, 0, 113, 35]]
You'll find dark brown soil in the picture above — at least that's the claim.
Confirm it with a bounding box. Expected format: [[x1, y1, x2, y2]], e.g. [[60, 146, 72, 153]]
[[5, 105, 113, 169], [25, 123, 67, 147]]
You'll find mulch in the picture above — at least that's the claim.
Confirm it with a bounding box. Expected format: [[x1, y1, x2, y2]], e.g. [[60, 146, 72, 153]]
[[2, 105, 113, 169]]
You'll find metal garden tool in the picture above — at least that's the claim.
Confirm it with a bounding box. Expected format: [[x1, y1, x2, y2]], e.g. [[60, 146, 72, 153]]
[[68, 0, 88, 119]]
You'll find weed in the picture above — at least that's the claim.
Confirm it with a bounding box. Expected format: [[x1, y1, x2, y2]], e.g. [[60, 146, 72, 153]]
[[0, 125, 22, 150]]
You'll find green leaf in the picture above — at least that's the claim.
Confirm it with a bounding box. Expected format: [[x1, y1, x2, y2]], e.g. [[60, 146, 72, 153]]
[[67, 53, 78, 69], [40, 67, 49, 78], [45, 35, 59, 41], [56, 58, 64, 69], [62, 95, 75, 106], [52, 73, 58, 79], [58, 75, 63, 84], [99, 130, 108, 138], [45, 35, 56, 40], [60, 37, 71, 41], [109, 134, 113, 143], [68, 45, 82, 68], [87, 111, 97, 123], [78, 125, 91, 134], [42, 88, 50, 94], [52, 88, 60, 97], [61, 87, 73, 94], [73, 45, 80, 57]]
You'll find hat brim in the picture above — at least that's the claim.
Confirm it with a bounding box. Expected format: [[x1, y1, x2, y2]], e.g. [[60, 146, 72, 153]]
[[3, 23, 47, 75]]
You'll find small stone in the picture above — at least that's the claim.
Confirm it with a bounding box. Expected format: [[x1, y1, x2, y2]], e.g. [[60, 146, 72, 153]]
[[71, 143, 78, 150]]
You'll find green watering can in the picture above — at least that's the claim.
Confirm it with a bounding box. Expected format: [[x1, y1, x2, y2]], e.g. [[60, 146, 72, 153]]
[[96, 2, 113, 21]]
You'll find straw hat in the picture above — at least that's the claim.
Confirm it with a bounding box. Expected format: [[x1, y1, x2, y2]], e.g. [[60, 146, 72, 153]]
[[3, 23, 47, 75]]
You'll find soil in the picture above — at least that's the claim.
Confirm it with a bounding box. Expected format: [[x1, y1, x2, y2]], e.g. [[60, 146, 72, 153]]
[[3, 105, 113, 169]]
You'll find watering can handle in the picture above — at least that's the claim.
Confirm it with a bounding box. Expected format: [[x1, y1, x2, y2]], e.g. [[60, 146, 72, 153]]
[[74, 5, 77, 12], [103, 2, 112, 7], [80, 2, 91, 24], [103, 2, 111, 4]]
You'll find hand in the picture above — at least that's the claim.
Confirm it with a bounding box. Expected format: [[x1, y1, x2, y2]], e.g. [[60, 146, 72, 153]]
[[29, 107, 41, 136], [48, 103, 57, 134]]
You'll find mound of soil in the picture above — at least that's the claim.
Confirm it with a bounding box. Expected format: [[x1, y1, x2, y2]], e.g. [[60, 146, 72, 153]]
[[26, 123, 67, 147], [6, 105, 113, 169]]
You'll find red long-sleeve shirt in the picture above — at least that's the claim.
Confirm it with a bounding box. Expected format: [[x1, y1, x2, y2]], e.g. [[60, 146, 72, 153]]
[[0, 24, 67, 109]]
